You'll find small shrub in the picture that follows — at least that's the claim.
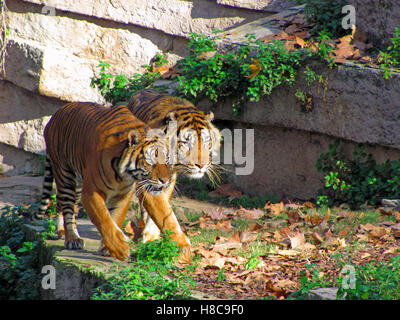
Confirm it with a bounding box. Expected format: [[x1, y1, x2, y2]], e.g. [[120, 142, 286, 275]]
[[91, 231, 197, 300], [316, 140, 400, 209], [297, 0, 349, 37], [0, 206, 41, 300], [177, 32, 314, 114], [337, 257, 400, 300], [378, 27, 400, 79], [90, 57, 165, 105]]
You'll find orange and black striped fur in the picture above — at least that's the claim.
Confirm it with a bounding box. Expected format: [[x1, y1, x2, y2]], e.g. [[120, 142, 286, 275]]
[[126, 89, 221, 245], [38, 102, 176, 261]]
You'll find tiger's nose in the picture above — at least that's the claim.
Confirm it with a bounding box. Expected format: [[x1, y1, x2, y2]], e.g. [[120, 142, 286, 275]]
[[196, 164, 205, 169], [159, 178, 168, 184]]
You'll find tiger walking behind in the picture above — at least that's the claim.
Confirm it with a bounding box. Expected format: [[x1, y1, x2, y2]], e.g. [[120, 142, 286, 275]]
[[126, 89, 221, 247]]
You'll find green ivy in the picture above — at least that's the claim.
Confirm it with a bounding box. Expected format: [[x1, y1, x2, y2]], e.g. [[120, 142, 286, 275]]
[[90, 58, 163, 105], [91, 31, 336, 116]]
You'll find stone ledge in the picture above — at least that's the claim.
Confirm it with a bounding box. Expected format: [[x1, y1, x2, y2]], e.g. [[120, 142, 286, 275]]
[[23, 220, 113, 300], [216, 0, 296, 13], [21, 0, 267, 38]]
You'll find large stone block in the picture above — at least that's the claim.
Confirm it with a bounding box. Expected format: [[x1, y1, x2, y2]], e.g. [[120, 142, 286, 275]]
[[21, 0, 267, 37], [5, 39, 43, 92], [5, 1, 189, 102], [0, 80, 64, 156], [0, 143, 43, 176], [216, 0, 296, 12]]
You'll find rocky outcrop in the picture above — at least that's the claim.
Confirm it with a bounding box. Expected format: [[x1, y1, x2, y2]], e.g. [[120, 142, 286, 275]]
[[0, 0, 271, 175]]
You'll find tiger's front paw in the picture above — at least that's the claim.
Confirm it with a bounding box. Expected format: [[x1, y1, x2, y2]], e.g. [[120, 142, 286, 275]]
[[103, 230, 130, 261], [64, 236, 85, 250]]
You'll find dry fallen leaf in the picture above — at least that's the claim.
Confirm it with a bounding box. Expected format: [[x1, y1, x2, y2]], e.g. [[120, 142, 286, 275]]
[[288, 231, 305, 249], [240, 231, 258, 243], [208, 184, 243, 201], [205, 207, 225, 220], [175, 207, 189, 223], [178, 249, 192, 264], [391, 223, 400, 238], [197, 51, 217, 60], [312, 232, 324, 244], [244, 59, 263, 79], [238, 207, 265, 220], [215, 219, 232, 231], [287, 209, 301, 224], [378, 208, 393, 216], [303, 201, 314, 208], [265, 201, 285, 215]]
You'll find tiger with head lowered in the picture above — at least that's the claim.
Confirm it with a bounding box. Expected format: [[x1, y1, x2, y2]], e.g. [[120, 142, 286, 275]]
[[38, 102, 187, 261], [126, 89, 221, 246]]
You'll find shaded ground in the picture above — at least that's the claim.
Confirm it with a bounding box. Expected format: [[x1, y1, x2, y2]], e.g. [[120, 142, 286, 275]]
[[1, 175, 400, 299]]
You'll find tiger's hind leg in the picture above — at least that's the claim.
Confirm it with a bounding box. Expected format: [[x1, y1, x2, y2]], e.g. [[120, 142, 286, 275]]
[[55, 179, 82, 240], [54, 168, 84, 249], [37, 156, 54, 219]]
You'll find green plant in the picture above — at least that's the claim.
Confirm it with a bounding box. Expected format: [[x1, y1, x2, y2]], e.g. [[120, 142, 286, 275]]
[[244, 254, 263, 270], [90, 56, 165, 104], [177, 32, 314, 114], [288, 263, 333, 299], [0, 206, 41, 300], [378, 27, 400, 79], [297, 0, 349, 37], [216, 267, 226, 282], [41, 217, 58, 240], [92, 231, 197, 300], [337, 257, 400, 300], [316, 140, 400, 209]]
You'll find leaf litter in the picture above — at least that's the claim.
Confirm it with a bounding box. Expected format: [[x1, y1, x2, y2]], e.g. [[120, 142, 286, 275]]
[[168, 197, 400, 299]]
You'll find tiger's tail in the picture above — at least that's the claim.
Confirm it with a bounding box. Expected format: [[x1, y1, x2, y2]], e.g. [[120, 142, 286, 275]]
[[38, 156, 54, 217]]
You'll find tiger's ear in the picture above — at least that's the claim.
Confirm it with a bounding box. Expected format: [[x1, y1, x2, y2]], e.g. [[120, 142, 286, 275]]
[[162, 112, 178, 134], [163, 112, 177, 124], [127, 130, 141, 148], [205, 111, 214, 121]]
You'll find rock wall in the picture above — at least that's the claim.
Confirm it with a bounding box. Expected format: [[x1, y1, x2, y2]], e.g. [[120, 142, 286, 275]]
[[1, 0, 283, 174]]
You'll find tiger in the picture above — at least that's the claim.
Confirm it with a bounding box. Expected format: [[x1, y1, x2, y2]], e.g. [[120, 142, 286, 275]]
[[38, 102, 189, 261], [126, 89, 221, 244]]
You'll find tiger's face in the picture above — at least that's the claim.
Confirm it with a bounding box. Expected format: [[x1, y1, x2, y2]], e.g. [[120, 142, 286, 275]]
[[176, 127, 214, 179], [119, 133, 172, 196]]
